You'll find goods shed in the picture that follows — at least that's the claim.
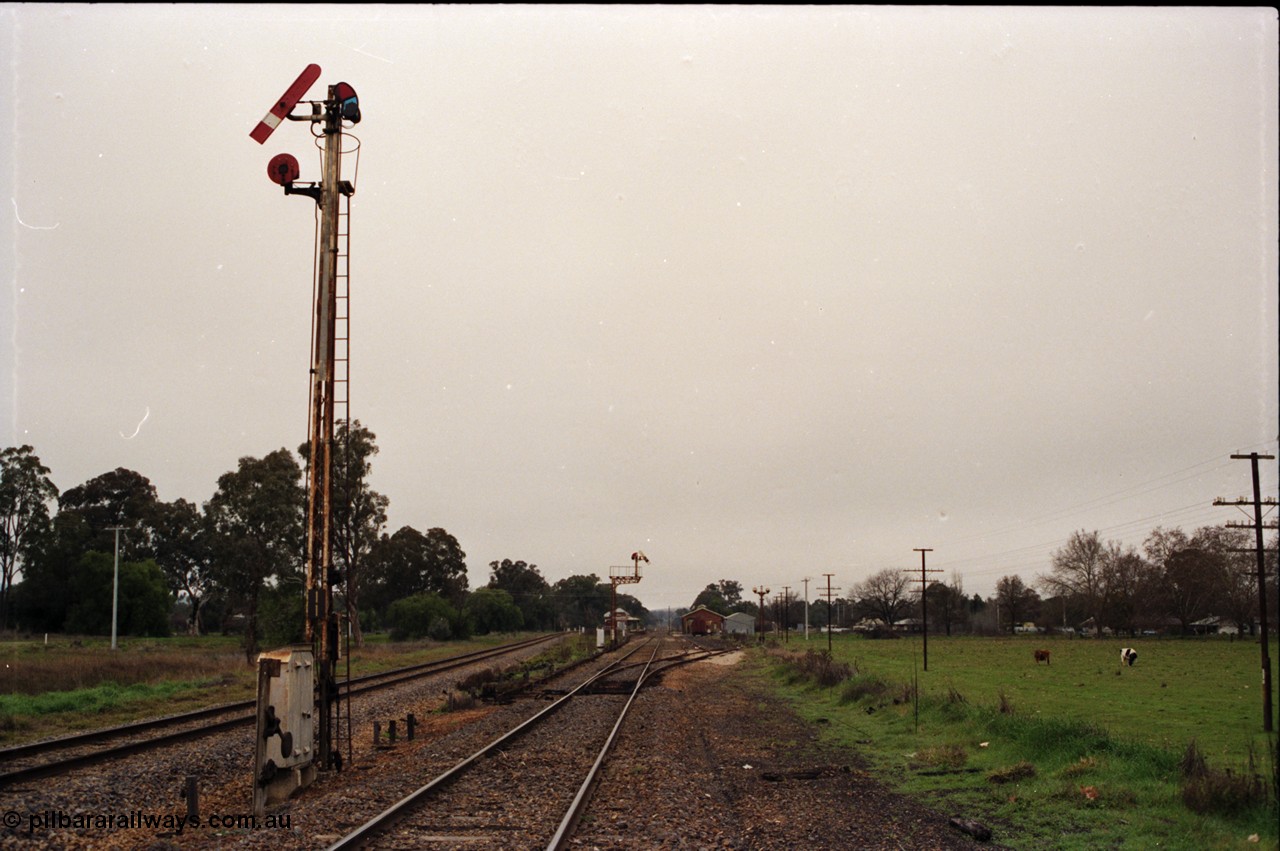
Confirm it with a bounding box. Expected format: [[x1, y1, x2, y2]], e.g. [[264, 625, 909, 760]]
[[681, 605, 725, 636]]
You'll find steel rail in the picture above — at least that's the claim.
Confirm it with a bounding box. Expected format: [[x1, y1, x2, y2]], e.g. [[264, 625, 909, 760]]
[[325, 638, 656, 851], [546, 644, 735, 850], [545, 640, 661, 850], [0, 633, 563, 787]]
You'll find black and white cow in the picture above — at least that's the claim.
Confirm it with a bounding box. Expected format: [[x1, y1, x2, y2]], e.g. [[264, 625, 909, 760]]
[[1120, 647, 1138, 667]]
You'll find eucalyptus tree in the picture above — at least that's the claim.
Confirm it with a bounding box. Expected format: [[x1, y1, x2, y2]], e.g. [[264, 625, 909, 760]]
[[692, 582, 731, 615], [486, 558, 551, 630], [550, 573, 611, 630], [205, 449, 305, 662], [0, 446, 58, 629], [298, 419, 389, 647], [16, 466, 159, 633], [56, 467, 160, 561], [151, 498, 218, 635], [366, 526, 469, 622]]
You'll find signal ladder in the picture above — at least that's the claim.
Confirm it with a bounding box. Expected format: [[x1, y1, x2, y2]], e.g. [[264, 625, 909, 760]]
[[334, 192, 350, 433]]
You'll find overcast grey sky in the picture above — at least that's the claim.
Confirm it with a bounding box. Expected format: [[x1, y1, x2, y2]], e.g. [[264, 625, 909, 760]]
[[3, 5, 1277, 610]]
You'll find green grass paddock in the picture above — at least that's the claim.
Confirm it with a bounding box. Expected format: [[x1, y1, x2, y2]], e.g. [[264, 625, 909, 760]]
[[757, 633, 1279, 850], [835, 634, 1276, 767]]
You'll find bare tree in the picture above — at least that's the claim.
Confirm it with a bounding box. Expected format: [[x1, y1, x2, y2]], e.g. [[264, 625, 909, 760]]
[[855, 568, 912, 627], [1101, 542, 1153, 637], [1041, 530, 1111, 637], [1146, 525, 1246, 635]]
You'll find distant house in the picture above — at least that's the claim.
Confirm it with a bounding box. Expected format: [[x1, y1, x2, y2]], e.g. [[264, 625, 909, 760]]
[[1190, 615, 1240, 636], [1077, 618, 1115, 637], [681, 606, 725, 636], [724, 612, 756, 636]]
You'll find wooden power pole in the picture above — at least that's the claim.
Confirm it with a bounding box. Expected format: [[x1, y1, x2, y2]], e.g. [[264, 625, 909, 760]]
[[1215, 452, 1278, 733], [906, 549, 940, 671]]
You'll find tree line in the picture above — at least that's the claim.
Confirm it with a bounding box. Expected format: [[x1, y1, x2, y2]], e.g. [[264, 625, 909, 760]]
[[0, 426, 647, 661], [686, 526, 1275, 639]]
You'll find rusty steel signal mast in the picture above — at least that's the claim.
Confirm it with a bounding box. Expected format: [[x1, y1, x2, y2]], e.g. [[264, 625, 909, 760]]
[[608, 552, 647, 649], [752, 585, 770, 643], [251, 64, 362, 772]]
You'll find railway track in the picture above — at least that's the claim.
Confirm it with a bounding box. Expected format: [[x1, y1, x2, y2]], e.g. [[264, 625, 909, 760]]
[[0, 633, 564, 788], [326, 634, 728, 850]]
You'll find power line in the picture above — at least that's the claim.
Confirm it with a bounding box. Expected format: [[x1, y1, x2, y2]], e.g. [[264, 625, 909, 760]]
[[942, 443, 1277, 547], [936, 501, 1226, 577]]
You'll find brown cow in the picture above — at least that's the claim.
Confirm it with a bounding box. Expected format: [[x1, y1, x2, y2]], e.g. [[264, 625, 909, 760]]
[[1034, 649, 1051, 665]]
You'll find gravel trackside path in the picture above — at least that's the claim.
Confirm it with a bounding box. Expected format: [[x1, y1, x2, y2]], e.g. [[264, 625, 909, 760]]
[[572, 648, 987, 850]]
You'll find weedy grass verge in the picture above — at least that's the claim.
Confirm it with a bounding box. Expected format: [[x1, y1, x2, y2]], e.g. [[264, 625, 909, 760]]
[[0, 632, 560, 743]]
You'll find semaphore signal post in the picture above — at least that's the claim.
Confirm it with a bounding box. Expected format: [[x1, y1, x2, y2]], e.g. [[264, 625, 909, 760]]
[[248, 64, 362, 813]]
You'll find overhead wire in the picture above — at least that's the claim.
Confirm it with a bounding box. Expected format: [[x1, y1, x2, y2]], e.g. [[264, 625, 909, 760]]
[[942, 442, 1275, 547], [931, 440, 1278, 587]]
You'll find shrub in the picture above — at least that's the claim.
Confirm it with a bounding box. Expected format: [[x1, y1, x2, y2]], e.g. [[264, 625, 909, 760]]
[[63, 554, 172, 638], [463, 588, 524, 635], [1181, 768, 1267, 817], [457, 667, 501, 694], [915, 744, 968, 770], [768, 648, 853, 688], [1180, 739, 1207, 779], [838, 674, 892, 705], [386, 593, 466, 641], [1178, 739, 1272, 817], [439, 690, 475, 713], [259, 585, 306, 647], [988, 760, 1037, 784], [1060, 756, 1100, 778], [427, 616, 453, 642]]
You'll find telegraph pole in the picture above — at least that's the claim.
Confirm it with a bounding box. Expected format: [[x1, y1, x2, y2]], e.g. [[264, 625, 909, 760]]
[[106, 527, 125, 651], [906, 548, 940, 671], [802, 576, 811, 640], [1215, 453, 1278, 732], [781, 586, 791, 643], [820, 573, 840, 654]]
